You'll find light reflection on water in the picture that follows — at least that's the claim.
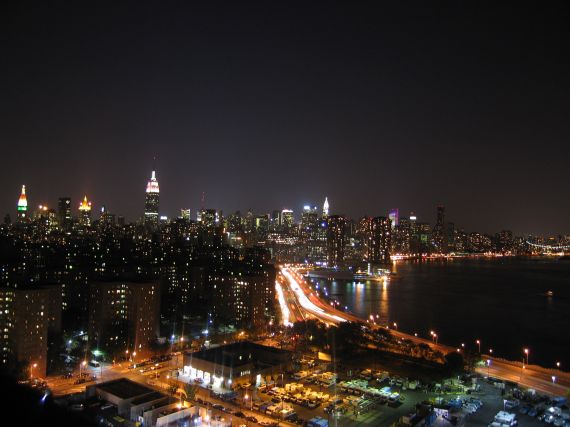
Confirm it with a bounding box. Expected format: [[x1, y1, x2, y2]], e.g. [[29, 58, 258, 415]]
[[311, 258, 570, 368]]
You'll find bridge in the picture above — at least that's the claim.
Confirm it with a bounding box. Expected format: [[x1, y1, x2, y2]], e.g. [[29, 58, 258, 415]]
[[525, 239, 570, 251]]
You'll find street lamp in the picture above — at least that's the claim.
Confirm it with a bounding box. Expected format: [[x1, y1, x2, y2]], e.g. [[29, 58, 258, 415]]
[[393, 322, 398, 330], [552, 376, 556, 384], [556, 361, 561, 370], [486, 359, 491, 377], [523, 348, 529, 366], [132, 352, 137, 365], [80, 360, 87, 377], [30, 362, 38, 380]]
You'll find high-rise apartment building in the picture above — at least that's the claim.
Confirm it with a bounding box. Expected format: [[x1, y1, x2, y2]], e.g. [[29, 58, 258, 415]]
[[88, 281, 160, 356], [366, 216, 391, 263], [0, 285, 62, 378]]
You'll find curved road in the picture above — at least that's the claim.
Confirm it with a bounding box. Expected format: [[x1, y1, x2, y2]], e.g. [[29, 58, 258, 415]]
[[280, 266, 570, 396]]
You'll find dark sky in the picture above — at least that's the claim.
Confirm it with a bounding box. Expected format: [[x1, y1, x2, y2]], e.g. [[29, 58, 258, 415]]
[[1, 2, 569, 235]]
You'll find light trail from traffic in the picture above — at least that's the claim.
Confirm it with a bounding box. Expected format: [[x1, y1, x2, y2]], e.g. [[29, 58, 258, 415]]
[[275, 281, 292, 327], [280, 265, 570, 396], [281, 267, 346, 324]]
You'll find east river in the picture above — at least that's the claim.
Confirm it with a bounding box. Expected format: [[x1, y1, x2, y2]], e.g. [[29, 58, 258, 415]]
[[310, 257, 570, 369]]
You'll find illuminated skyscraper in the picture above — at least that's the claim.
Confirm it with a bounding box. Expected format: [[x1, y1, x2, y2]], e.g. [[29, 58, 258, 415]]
[[432, 205, 447, 253], [144, 170, 160, 227], [326, 215, 346, 267], [58, 197, 72, 227], [388, 208, 399, 230], [301, 205, 318, 240], [78, 196, 92, 226], [281, 209, 294, 229], [366, 216, 391, 263], [16, 185, 28, 221], [323, 197, 329, 218]]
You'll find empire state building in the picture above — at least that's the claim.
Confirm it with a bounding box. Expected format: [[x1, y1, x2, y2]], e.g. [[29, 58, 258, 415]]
[[144, 170, 160, 226]]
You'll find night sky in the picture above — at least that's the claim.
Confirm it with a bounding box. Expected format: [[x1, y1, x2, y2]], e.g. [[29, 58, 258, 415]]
[[2, 2, 569, 235]]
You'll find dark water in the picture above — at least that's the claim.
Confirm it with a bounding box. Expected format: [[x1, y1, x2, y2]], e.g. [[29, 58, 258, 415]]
[[311, 258, 570, 369]]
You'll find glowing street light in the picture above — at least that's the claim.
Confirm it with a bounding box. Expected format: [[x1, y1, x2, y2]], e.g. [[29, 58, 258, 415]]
[[552, 376, 556, 384], [524, 348, 529, 365], [80, 360, 87, 377], [556, 361, 561, 369], [476, 340, 481, 353], [393, 322, 398, 330]]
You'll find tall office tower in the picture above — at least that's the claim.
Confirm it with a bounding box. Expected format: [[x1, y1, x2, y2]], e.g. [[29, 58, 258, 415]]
[[366, 216, 391, 263], [417, 222, 432, 254], [144, 170, 160, 227], [445, 222, 455, 252], [270, 210, 280, 231], [388, 208, 399, 230], [322, 197, 329, 218], [199, 209, 218, 229], [78, 195, 92, 227], [432, 205, 447, 253], [326, 215, 346, 267], [99, 206, 116, 226], [88, 281, 160, 355], [254, 215, 269, 231], [396, 217, 412, 254], [180, 209, 191, 220], [57, 197, 72, 228], [281, 209, 294, 229], [496, 230, 514, 254], [16, 185, 28, 222], [300, 205, 318, 239], [0, 286, 61, 378]]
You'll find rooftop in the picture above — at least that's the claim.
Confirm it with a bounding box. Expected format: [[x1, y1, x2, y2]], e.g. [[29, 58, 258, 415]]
[[131, 391, 167, 406], [96, 378, 155, 400], [185, 341, 290, 369]]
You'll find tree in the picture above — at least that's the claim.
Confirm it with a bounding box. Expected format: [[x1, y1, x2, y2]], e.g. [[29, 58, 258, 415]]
[[184, 383, 198, 400], [444, 352, 465, 376]]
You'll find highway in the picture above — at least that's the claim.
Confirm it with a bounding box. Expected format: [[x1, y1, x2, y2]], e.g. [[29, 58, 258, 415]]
[[279, 266, 570, 397]]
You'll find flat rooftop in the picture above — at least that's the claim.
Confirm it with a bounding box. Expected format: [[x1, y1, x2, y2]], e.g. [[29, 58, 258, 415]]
[[131, 391, 167, 406], [185, 341, 291, 369], [96, 378, 155, 400]]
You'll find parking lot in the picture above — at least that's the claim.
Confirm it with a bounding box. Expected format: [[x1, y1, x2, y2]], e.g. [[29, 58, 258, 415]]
[[178, 356, 569, 427]]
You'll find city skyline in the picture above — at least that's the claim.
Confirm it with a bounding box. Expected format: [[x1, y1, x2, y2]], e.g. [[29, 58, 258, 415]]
[[5, 173, 568, 237], [2, 3, 569, 236]]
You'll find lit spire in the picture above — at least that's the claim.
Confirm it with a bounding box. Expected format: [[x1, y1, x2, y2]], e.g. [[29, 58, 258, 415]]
[[323, 197, 329, 217], [17, 185, 27, 211], [79, 195, 92, 211], [146, 170, 160, 193]]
